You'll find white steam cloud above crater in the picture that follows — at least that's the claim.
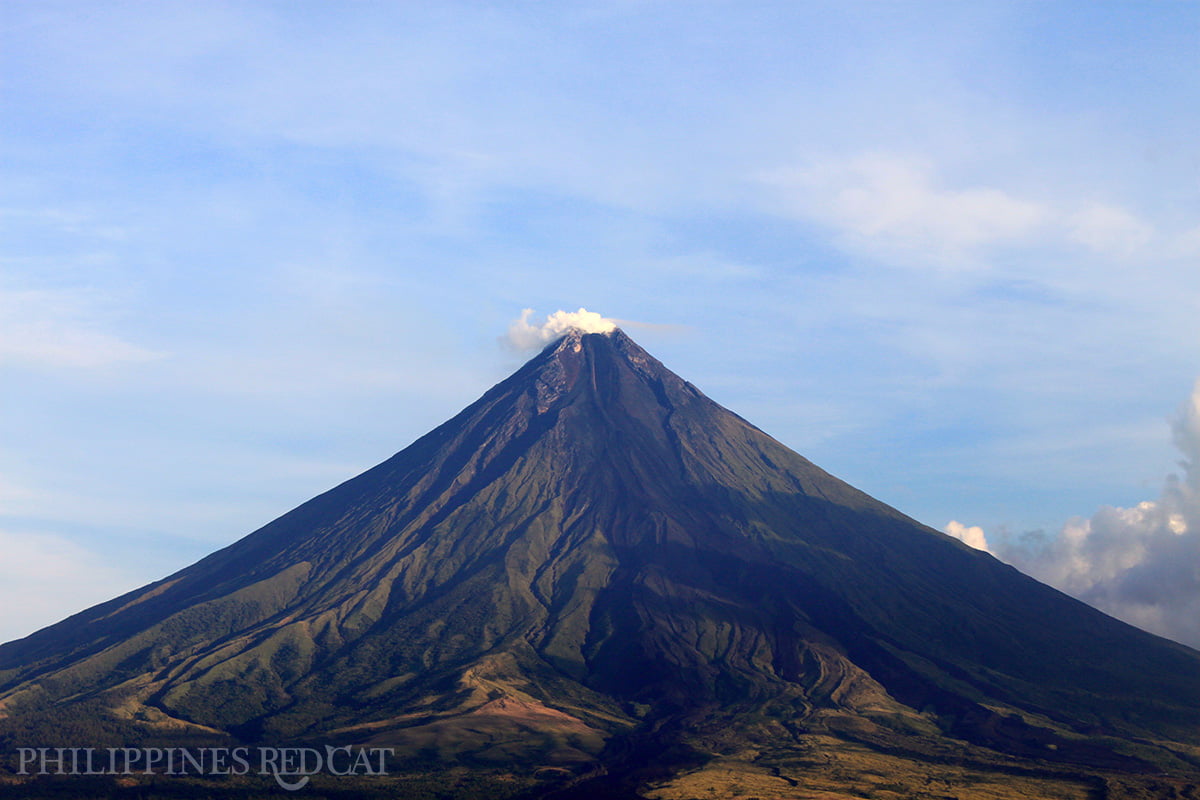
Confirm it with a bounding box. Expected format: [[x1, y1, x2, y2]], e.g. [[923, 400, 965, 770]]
[[958, 380, 1200, 650], [944, 520, 990, 552], [505, 308, 617, 351]]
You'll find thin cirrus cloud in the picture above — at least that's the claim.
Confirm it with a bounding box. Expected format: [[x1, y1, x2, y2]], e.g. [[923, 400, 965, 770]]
[[762, 154, 1050, 263], [760, 153, 1183, 274], [1068, 204, 1155, 257], [0, 529, 141, 644], [0, 288, 162, 370]]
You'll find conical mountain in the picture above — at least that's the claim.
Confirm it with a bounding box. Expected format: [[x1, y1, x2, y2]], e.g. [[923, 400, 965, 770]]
[[2, 329, 1199, 798]]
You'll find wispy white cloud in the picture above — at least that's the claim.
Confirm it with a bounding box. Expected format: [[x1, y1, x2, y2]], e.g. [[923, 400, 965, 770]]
[[0, 288, 162, 369], [0, 207, 131, 242], [763, 154, 1049, 264], [1170, 225, 1200, 260], [0, 528, 140, 644], [758, 151, 1200, 292], [0, 474, 40, 512], [1068, 204, 1155, 257]]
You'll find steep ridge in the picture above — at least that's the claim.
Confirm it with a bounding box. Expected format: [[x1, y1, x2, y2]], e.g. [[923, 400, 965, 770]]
[[1, 329, 1198, 796]]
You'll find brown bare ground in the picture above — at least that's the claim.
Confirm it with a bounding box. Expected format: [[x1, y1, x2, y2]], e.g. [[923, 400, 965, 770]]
[[642, 734, 1098, 800]]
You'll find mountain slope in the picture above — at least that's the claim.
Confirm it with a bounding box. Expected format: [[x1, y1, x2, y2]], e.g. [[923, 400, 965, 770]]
[[2, 329, 1198, 797]]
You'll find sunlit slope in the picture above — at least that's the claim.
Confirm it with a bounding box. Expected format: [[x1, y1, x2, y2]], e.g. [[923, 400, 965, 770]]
[[2, 329, 1198, 788]]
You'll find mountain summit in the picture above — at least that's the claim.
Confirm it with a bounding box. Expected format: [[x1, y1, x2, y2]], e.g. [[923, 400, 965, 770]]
[[2, 329, 1199, 798]]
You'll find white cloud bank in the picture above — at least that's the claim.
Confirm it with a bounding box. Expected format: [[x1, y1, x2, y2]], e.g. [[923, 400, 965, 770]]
[[505, 307, 617, 351], [972, 380, 1200, 650]]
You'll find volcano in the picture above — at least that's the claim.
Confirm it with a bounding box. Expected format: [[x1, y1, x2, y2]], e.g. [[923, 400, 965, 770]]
[[2, 328, 1199, 798]]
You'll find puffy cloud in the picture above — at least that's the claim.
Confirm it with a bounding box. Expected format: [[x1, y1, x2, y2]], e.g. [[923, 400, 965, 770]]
[[944, 520, 990, 551], [505, 307, 617, 351], [991, 379, 1200, 650]]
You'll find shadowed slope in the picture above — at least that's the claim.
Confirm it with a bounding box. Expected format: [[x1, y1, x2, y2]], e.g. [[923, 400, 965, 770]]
[[1, 329, 1198, 796]]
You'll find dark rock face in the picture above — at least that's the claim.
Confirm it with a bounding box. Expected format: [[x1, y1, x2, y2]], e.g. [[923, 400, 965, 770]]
[[2, 329, 1198, 793]]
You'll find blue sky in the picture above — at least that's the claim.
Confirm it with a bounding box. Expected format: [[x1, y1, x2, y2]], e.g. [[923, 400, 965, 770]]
[[3, 2, 1200, 645]]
